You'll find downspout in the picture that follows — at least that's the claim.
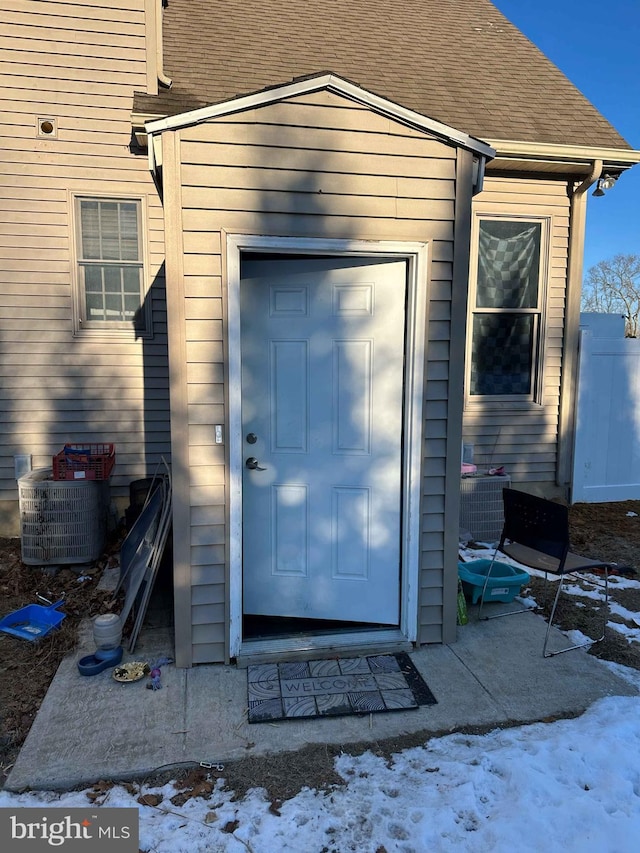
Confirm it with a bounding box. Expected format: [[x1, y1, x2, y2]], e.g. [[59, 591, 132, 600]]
[[147, 130, 162, 198], [472, 155, 487, 196], [157, 0, 172, 89], [556, 158, 602, 496]]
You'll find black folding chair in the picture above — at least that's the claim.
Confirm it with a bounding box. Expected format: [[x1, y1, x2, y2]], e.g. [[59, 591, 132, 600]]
[[479, 487, 612, 657]]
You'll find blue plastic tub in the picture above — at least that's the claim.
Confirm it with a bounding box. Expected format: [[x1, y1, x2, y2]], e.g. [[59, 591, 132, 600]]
[[458, 560, 530, 605]]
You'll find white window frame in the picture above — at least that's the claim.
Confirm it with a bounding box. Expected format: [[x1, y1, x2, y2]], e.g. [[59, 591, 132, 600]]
[[71, 194, 152, 338], [465, 214, 550, 408]]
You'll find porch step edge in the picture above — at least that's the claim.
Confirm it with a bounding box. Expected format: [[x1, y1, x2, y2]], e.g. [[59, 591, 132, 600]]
[[235, 629, 412, 668]]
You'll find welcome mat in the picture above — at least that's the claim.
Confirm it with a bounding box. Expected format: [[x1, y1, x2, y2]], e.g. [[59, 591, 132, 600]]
[[247, 652, 437, 723]]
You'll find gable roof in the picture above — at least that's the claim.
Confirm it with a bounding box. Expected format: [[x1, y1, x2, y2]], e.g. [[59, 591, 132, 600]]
[[134, 0, 632, 152], [145, 73, 496, 161]]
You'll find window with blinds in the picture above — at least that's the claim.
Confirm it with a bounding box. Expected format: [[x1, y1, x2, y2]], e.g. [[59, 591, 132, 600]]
[[74, 197, 148, 334]]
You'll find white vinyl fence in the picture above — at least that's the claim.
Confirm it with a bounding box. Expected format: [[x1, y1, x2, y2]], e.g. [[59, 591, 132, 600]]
[[572, 315, 640, 503]]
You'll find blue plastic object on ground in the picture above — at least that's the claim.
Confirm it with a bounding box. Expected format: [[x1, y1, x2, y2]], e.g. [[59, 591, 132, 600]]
[[0, 599, 66, 641], [77, 646, 123, 676], [458, 559, 530, 605]]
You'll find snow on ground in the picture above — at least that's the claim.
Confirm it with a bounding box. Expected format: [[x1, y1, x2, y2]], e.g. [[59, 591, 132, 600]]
[[1, 694, 640, 852]]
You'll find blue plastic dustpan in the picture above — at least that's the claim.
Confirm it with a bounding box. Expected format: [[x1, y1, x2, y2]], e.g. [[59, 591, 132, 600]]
[[0, 599, 66, 641]]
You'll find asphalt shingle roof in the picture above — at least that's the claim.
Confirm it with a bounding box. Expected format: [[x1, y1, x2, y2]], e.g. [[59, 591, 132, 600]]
[[134, 0, 631, 150]]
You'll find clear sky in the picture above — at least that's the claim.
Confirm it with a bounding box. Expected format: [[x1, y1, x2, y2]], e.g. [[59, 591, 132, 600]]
[[491, 0, 640, 276]]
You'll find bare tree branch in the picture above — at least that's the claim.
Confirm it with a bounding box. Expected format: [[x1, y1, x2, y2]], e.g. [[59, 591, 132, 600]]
[[581, 254, 640, 336]]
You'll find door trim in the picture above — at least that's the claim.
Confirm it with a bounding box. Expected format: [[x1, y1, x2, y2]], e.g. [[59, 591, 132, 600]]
[[226, 236, 429, 658]]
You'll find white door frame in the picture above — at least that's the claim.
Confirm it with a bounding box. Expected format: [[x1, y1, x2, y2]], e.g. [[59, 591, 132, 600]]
[[226, 235, 429, 658]]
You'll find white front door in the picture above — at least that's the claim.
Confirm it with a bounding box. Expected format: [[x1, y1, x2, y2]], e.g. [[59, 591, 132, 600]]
[[240, 256, 406, 625]]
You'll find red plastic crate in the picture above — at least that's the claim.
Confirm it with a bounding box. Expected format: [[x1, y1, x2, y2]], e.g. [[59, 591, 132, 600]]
[[52, 443, 115, 481]]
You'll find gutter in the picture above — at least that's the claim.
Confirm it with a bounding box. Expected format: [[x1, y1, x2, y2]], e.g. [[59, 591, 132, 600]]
[[556, 160, 603, 496], [156, 0, 172, 89], [132, 112, 165, 149], [487, 139, 640, 171], [147, 129, 162, 198]]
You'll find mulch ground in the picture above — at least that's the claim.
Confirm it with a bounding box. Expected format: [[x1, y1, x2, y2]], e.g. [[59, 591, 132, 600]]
[[2, 499, 640, 801], [0, 534, 122, 787]]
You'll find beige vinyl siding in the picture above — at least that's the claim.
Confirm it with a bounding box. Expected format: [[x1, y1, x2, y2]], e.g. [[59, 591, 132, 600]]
[[162, 90, 461, 663], [463, 175, 571, 487], [0, 1, 168, 529]]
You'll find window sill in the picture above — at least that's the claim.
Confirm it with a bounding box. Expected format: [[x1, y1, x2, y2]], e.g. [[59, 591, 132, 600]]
[[464, 398, 544, 412], [73, 326, 153, 341]]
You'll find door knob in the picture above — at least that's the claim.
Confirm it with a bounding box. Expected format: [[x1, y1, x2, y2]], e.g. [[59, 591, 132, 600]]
[[245, 457, 266, 471]]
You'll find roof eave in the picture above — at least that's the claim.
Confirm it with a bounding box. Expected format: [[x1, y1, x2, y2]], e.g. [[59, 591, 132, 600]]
[[487, 139, 640, 175], [143, 73, 496, 160], [132, 111, 166, 148]]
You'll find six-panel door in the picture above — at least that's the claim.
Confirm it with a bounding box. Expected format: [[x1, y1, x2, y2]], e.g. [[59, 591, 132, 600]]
[[240, 256, 406, 624]]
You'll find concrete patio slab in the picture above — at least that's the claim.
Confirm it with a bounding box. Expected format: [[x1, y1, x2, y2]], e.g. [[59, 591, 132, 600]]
[[5, 605, 637, 792]]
